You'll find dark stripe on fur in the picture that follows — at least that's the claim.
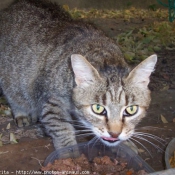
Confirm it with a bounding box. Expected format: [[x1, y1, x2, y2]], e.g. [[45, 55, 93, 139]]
[[95, 94, 99, 103], [118, 89, 123, 102], [42, 111, 58, 119], [102, 93, 106, 105], [41, 121, 52, 125], [63, 139, 72, 146], [48, 100, 59, 107], [47, 124, 62, 127], [108, 88, 113, 102], [125, 94, 129, 106]]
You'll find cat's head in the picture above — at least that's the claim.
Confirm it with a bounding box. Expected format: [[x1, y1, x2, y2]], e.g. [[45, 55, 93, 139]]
[[71, 54, 157, 146]]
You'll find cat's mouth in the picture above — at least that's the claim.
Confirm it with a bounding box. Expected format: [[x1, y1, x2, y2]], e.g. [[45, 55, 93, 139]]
[[101, 136, 119, 143]]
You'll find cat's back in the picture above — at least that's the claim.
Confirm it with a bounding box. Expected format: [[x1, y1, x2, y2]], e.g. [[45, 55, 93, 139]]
[[0, 0, 72, 46], [0, 0, 74, 81], [0, 0, 72, 27], [0, 0, 77, 98], [0, 0, 129, 114], [0, 0, 128, 87]]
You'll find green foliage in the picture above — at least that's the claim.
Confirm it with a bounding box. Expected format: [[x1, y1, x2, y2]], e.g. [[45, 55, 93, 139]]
[[116, 22, 175, 63], [68, 7, 168, 20], [65, 6, 175, 62], [148, 4, 158, 11], [126, 1, 132, 8]]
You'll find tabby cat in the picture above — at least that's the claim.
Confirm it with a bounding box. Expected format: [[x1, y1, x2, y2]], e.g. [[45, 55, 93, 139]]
[[0, 0, 157, 149]]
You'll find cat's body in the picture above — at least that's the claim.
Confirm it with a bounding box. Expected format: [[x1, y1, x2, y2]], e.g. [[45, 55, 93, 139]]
[[0, 0, 157, 149]]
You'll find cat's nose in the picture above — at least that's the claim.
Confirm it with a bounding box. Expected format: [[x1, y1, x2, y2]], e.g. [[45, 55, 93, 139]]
[[108, 132, 120, 138]]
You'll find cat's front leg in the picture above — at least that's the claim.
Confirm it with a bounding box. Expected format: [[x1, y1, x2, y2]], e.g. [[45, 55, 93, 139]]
[[41, 98, 77, 150]]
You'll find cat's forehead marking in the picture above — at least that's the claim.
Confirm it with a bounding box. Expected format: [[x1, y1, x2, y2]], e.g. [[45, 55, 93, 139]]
[[104, 76, 125, 104], [102, 93, 106, 105], [106, 86, 125, 105], [92, 70, 135, 107], [110, 75, 118, 83]]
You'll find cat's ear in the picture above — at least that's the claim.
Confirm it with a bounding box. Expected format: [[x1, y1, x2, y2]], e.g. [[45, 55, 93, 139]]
[[126, 54, 157, 87], [71, 54, 101, 87]]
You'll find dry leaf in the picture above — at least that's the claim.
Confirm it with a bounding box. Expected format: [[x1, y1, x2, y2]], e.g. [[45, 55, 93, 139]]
[[138, 149, 145, 153], [0, 151, 8, 154], [173, 118, 175, 123], [6, 123, 10, 130], [62, 4, 69, 11], [4, 108, 12, 116], [10, 133, 18, 144], [161, 114, 168, 123], [0, 141, 2, 147], [161, 85, 169, 91], [0, 134, 2, 146]]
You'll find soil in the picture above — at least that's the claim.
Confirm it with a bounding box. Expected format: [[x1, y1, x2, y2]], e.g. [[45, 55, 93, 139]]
[[0, 9, 175, 173]]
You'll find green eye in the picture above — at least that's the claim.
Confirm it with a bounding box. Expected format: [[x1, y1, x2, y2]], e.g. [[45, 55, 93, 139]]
[[91, 104, 106, 115], [124, 105, 138, 116]]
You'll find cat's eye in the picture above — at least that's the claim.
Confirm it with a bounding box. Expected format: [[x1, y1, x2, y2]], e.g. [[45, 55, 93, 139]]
[[123, 105, 138, 116], [91, 104, 106, 115]]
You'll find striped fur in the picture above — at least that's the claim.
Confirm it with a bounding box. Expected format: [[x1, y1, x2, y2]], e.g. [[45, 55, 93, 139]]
[[0, 0, 157, 149]]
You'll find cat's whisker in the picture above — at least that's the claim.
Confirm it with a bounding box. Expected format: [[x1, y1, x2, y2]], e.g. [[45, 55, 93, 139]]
[[135, 126, 166, 131], [134, 131, 164, 138], [129, 138, 153, 158], [135, 134, 165, 145], [88, 136, 98, 145], [136, 135, 165, 146], [75, 128, 92, 131], [85, 136, 99, 155], [75, 130, 93, 133], [62, 130, 94, 137], [132, 135, 165, 153], [71, 130, 93, 134], [134, 132, 166, 144], [59, 130, 92, 135], [92, 137, 101, 150], [134, 131, 165, 139], [71, 124, 88, 128], [89, 136, 101, 151]]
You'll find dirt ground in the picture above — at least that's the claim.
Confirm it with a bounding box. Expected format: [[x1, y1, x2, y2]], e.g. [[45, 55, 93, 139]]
[[0, 14, 175, 173]]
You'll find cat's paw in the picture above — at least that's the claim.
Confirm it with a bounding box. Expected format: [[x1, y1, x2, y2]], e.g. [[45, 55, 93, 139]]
[[15, 116, 31, 127]]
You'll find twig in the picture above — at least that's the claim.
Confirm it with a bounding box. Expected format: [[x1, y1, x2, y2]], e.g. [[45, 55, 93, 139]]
[[31, 157, 43, 167], [0, 151, 9, 154], [44, 143, 51, 150]]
